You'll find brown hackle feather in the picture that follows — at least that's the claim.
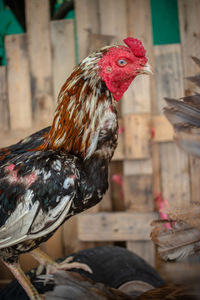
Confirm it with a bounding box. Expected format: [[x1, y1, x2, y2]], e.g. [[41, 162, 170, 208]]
[[34, 50, 113, 158]]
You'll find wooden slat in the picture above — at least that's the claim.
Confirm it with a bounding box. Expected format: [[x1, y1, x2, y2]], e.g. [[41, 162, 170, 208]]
[[122, 0, 154, 205], [126, 0, 160, 200], [154, 44, 184, 113], [51, 19, 76, 103], [5, 34, 32, 130], [0, 67, 9, 130], [124, 175, 154, 212], [152, 115, 174, 142], [110, 161, 125, 211], [25, 0, 54, 126], [75, 0, 100, 61], [124, 114, 151, 159], [178, 0, 200, 95], [154, 44, 190, 207], [122, 0, 155, 263], [178, 0, 200, 203], [99, 0, 127, 118], [123, 0, 153, 115], [0, 126, 43, 148], [63, 216, 82, 254], [160, 142, 191, 207], [99, 0, 127, 41], [87, 32, 115, 54], [124, 159, 152, 176], [188, 156, 200, 203], [78, 212, 157, 241], [123, 76, 151, 115]]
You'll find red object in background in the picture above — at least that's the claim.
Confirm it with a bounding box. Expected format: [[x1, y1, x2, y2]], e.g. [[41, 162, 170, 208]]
[[155, 193, 172, 229], [112, 174, 124, 200]]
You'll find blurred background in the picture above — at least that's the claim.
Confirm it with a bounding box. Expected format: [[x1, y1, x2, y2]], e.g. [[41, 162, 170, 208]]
[[0, 0, 200, 288]]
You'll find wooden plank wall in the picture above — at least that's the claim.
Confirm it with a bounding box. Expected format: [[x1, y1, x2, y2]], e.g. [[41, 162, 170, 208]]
[[0, 0, 200, 286], [178, 0, 200, 204]]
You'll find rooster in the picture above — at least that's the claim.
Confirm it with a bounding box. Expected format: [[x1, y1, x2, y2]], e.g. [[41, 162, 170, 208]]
[[0, 37, 151, 299]]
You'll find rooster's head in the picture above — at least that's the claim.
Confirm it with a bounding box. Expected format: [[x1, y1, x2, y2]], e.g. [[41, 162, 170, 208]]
[[40, 37, 151, 158], [98, 37, 151, 101]]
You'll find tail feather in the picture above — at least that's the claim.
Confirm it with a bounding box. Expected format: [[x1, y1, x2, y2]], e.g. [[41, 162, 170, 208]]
[[191, 56, 200, 68], [181, 93, 200, 106], [163, 57, 200, 157], [164, 97, 200, 129]]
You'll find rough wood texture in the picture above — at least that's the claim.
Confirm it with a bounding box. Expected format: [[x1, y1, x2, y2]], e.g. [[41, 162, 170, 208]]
[[154, 44, 190, 206], [124, 159, 152, 176], [178, 0, 200, 95], [51, 19, 76, 103], [189, 156, 200, 203], [178, 0, 200, 204], [121, 0, 155, 267], [160, 142, 190, 207], [154, 44, 184, 113], [5, 34, 32, 130], [26, 0, 54, 125], [124, 175, 154, 212], [78, 212, 157, 241], [110, 161, 125, 211], [124, 114, 151, 159], [0, 126, 42, 148], [87, 33, 115, 54], [0, 67, 9, 130], [122, 0, 154, 207], [99, 0, 127, 41], [75, 0, 100, 60], [152, 115, 174, 142], [123, 0, 153, 115], [126, 0, 159, 199]]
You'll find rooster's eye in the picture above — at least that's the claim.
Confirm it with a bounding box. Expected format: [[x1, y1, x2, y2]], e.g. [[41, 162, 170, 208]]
[[117, 59, 127, 67]]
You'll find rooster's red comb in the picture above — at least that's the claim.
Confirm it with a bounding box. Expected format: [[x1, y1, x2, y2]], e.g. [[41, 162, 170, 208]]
[[123, 37, 146, 58]]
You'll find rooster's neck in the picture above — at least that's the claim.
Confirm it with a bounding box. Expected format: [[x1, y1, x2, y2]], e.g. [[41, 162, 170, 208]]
[[41, 64, 118, 160]]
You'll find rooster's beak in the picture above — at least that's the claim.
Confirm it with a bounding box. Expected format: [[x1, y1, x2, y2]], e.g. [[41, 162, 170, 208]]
[[139, 62, 153, 75]]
